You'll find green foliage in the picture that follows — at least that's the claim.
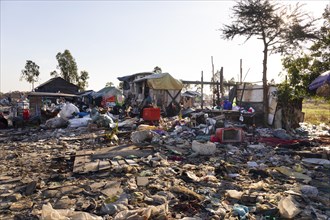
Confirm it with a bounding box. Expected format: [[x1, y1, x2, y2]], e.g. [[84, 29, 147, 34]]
[[182, 84, 191, 92], [105, 82, 114, 87], [279, 5, 330, 101], [55, 49, 79, 84], [277, 81, 303, 104], [153, 66, 162, 74], [50, 70, 59, 77], [117, 82, 123, 90], [53, 49, 90, 91], [20, 60, 40, 90], [221, 0, 316, 54], [221, 0, 316, 124], [77, 70, 89, 91]]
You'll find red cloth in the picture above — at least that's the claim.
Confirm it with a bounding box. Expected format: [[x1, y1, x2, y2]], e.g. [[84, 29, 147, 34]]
[[258, 137, 300, 146]]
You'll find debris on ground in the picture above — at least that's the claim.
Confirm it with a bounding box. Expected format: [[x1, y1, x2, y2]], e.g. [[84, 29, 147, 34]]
[[0, 102, 329, 220]]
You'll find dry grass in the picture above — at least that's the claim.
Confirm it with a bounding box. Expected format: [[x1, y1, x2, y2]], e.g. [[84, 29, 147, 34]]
[[303, 100, 330, 125]]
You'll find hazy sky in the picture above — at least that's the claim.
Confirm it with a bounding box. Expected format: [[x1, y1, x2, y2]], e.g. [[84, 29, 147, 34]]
[[0, 0, 328, 93]]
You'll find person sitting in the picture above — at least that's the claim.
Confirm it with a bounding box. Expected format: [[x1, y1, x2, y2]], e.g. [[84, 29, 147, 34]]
[[140, 92, 153, 118]]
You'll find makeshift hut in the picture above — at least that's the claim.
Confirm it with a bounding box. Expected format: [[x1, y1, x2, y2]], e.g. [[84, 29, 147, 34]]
[[133, 73, 184, 116], [117, 72, 154, 97], [232, 84, 304, 129], [93, 87, 123, 108], [181, 91, 201, 109], [27, 92, 77, 121]]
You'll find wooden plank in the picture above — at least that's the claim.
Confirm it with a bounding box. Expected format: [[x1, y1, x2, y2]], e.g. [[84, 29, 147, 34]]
[[73, 150, 95, 173], [125, 159, 139, 166], [117, 159, 127, 165], [82, 160, 99, 173], [110, 160, 119, 166], [92, 144, 153, 159], [99, 160, 111, 171]]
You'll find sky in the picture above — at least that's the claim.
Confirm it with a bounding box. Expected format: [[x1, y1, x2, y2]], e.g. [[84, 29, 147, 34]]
[[0, 0, 328, 93]]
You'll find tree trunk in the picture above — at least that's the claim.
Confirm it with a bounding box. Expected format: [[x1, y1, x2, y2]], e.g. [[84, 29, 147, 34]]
[[262, 44, 269, 126]]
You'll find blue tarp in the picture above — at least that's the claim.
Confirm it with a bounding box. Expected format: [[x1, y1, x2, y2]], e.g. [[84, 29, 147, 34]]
[[309, 70, 330, 90]]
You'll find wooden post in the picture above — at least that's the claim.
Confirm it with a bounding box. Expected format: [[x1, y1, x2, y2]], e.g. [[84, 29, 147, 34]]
[[240, 59, 242, 84], [216, 78, 220, 106], [220, 67, 224, 98], [201, 71, 204, 109], [211, 56, 215, 106]]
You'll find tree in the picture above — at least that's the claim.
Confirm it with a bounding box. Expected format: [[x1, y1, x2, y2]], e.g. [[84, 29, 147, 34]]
[[55, 49, 78, 84], [117, 82, 123, 90], [53, 49, 90, 91], [20, 60, 40, 90], [153, 66, 162, 73], [50, 70, 59, 77], [105, 82, 114, 87], [279, 5, 330, 100], [221, 0, 316, 124], [77, 70, 89, 91], [182, 83, 191, 92]]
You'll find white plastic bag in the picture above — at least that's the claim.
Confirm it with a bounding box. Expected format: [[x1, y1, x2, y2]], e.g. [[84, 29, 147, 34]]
[[68, 117, 92, 128], [59, 103, 80, 120], [191, 140, 216, 155]]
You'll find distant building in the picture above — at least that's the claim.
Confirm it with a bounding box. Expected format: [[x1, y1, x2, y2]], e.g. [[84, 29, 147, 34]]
[[34, 77, 79, 94]]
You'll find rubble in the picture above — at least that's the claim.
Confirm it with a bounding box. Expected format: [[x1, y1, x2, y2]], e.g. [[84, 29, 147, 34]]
[[0, 105, 329, 220]]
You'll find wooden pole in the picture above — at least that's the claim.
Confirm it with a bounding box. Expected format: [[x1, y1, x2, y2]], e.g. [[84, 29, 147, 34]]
[[201, 71, 204, 109], [240, 59, 242, 84], [211, 56, 215, 106], [220, 67, 224, 98], [216, 78, 220, 106]]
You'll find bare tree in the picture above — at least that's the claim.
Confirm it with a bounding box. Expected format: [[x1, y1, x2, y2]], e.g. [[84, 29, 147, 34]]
[[221, 0, 316, 124]]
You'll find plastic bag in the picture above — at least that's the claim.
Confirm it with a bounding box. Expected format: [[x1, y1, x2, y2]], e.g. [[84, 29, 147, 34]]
[[41, 203, 102, 220], [68, 117, 92, 128], [59, 103, 80, 120], [192, 140, 216, 155], [45, 116, 68, 129]]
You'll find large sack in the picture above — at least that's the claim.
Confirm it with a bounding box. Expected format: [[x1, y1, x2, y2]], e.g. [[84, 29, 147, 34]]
[[59, 103, 80, 120], [45, 117, 68, 129]]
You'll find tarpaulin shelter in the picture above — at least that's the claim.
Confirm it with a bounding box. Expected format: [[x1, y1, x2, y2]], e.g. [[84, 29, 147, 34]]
[[117, 72, 154, 93], [309, 70, 330, 90], [93, 87, 123, 107], [133, 73, 184, 116]]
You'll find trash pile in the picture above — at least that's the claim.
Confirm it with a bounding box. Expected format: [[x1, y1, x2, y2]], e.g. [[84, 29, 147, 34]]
[[0, 102, 329, 220]]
